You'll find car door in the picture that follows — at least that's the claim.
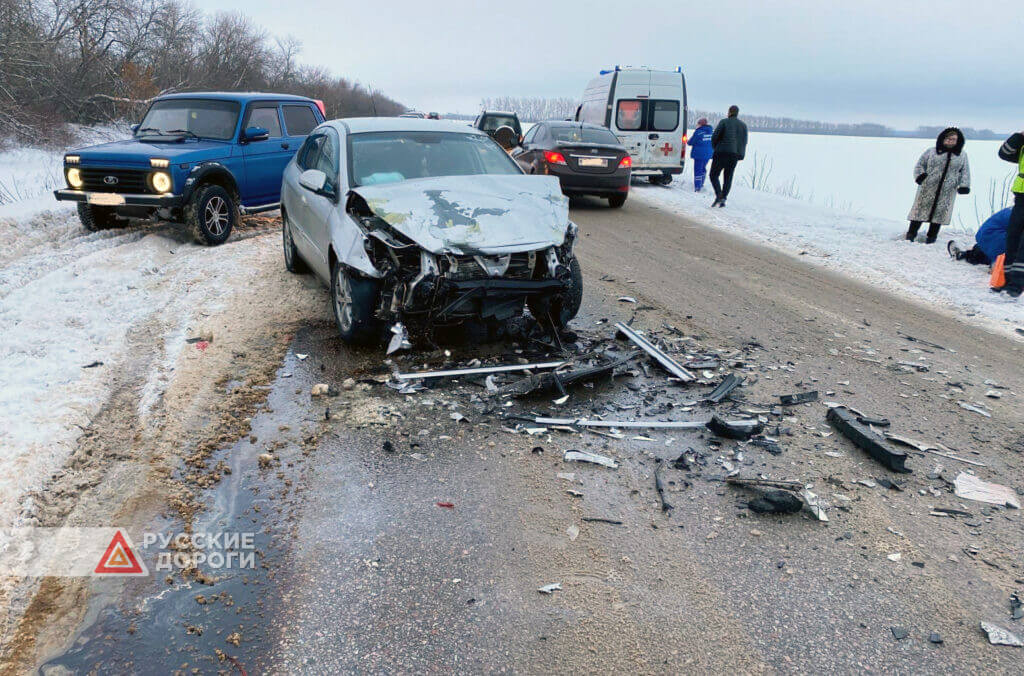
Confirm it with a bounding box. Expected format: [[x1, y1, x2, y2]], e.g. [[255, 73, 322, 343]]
[[281, 104, 319, 154], [614, 98, 649, 168], [304, 129, 340, 275], [645, 100, 681, 168], [287, 133, 325, 266], [512, 124, 541, 171], [240, 102, 289, 205]]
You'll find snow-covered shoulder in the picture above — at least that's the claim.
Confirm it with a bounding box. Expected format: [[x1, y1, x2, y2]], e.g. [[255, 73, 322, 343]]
[[634, 181, 1024, 338]]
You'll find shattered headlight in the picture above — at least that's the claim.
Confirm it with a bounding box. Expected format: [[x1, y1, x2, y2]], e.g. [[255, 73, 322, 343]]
[[564, 221, 578, 251]]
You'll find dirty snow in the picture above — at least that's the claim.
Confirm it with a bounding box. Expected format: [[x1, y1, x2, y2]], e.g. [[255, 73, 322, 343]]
[[0, 137, 269, 527], [633, 179, 1024, 338]]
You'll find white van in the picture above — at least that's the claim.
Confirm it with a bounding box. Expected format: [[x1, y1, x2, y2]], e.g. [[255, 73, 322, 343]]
[[576, 66, 688, 185]]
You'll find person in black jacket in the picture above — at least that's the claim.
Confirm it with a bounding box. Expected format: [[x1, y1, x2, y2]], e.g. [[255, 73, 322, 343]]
[[997, 131, 1024, 297], [709, 105, 748, 207]]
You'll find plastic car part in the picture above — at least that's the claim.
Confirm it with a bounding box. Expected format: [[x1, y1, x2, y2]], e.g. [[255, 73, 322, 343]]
[[705, 374, 744, 403], [826, 406, 911, 473], [706, 416, 764, 440]]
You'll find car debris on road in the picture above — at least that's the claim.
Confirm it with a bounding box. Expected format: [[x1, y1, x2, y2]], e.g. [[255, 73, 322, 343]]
[[779, 390, 818, 405], [953, 473, 1021, 509], [827, 405, 911, 473], [980, 621, 1024, 647], [614, 322, 695, 382], [654, 459, 672, 512], [705, 373, 744, 403], [563, 449, 619, 469]]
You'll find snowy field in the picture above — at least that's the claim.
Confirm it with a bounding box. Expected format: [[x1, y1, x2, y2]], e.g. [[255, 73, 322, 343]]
[[736, 132, 1013, 232], [632, 175, 1024, 340]]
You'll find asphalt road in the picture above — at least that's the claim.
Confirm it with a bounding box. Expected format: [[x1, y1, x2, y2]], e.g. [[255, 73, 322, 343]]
[[257, 190, 1024, 673]]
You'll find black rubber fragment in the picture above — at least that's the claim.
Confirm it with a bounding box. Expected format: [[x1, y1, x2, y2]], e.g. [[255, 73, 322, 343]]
[[826, 406, 911, 473]]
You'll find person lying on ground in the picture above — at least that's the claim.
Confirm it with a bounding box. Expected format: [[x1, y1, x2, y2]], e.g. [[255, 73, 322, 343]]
[[947, 206, 1011, 265]]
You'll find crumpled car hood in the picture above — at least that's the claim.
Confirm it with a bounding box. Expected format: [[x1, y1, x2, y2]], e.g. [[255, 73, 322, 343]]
[[351, 174, 570, 255]]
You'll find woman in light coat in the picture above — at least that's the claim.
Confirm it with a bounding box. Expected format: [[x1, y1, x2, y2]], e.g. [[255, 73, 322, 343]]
[[906, 127, 970, 243]]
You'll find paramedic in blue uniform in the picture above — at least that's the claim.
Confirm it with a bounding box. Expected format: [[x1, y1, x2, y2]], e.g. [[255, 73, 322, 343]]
[[687, 117, 714, 192]]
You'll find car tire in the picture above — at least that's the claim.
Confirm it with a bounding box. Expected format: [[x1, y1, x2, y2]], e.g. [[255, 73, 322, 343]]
[[528, 256, 583, 328], [649, 175, 673, 186], [185, 184, 238, 246], [608, 194, 627, 208], [77, 203, 119, 231], [282, 212, 307, 274], [331, 262, 381, 345]]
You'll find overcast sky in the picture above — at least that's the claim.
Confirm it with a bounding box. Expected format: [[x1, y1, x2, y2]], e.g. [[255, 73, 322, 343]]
[[207, 0, 1021, 131]]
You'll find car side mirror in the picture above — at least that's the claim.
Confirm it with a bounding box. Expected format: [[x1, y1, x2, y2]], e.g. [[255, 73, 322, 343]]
[[130, 123, 140, 134], [299, 168, 328, 193], [243, 126, 270, 143]]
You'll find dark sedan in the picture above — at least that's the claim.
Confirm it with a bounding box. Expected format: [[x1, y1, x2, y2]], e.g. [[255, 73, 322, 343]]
[[512, 121, 632, 207]]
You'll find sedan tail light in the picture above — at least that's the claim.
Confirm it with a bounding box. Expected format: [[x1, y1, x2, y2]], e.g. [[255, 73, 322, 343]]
[[544, 151, 567, 165], [618, 156, 632, 169]]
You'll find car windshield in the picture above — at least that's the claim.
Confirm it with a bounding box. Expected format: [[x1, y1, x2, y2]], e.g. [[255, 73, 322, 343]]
[[551, 126, 620, 145], [349, 131, 521, 187], [481, 115, 518, 132], [137, 99, 240, 140]]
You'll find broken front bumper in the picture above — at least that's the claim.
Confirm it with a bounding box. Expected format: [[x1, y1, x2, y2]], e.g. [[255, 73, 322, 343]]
[[421, 276, 567, 321]]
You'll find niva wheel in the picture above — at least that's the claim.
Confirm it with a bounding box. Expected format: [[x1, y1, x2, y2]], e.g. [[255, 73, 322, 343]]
[[186, 184, 238, 245]]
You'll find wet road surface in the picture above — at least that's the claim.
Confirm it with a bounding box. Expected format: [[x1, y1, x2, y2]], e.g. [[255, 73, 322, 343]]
[[38, 190, 1024, 673]]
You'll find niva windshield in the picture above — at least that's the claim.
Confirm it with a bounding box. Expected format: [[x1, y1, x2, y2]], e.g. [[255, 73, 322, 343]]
[[137, 99, 241, 141]]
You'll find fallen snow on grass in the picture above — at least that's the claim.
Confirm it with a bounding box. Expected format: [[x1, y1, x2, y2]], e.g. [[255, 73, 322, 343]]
[[633, 181, 1024, 338], [0, 208, 263, 527], [0, 126, 126, 220]]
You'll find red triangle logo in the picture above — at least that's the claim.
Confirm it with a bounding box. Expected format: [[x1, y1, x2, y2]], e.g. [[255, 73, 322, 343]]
[[94, 530, 147, 575]]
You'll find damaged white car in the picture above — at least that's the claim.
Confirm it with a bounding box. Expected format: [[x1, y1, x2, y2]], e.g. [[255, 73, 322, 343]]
[[280, 118, 582, 344]]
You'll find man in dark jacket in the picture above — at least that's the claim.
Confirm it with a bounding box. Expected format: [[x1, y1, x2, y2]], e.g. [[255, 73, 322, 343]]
[[997, 131, 1024, 297], [710, 105, 748, 207]]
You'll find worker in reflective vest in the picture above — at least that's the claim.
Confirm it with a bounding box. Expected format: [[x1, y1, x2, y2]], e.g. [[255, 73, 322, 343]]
[[997, 132, 1024, 297]]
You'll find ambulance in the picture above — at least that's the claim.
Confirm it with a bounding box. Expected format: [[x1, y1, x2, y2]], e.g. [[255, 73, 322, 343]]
[[576, 66, 688, 185]]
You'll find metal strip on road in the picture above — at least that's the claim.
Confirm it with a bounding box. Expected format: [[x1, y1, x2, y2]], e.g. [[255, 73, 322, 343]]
[[614, 322, 696, 382], [533, 416, 707, 429], [396, 361, 566, 381]]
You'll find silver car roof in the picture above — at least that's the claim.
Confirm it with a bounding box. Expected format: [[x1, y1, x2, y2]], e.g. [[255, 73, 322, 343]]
[[322, 117, 487, 135]]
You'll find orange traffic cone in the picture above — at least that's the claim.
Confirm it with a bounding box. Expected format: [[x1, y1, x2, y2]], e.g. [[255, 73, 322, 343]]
[[990, 254, 1006, 290]]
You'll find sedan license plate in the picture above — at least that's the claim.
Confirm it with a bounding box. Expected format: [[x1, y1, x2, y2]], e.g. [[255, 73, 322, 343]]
[[578, 157, 607, 168], [87, 193, 125, 206]]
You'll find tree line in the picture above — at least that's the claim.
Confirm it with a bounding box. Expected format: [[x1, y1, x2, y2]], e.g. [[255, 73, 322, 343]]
[[0, 0, 406, 143], [479, 97, 577, 122], [473, 96, 1006, 140]]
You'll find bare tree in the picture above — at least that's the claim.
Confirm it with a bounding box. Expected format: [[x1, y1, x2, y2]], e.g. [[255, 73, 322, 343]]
[[0, 0, 407, 142]]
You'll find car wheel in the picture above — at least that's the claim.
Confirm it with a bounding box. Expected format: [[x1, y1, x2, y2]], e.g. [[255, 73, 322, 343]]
[[608, 194, 627, 208], [331, 262, 381, 345], [282, 212, 307, 274], [185, 184, 238, 246], [77, 203, 119, 231], [528, 256, 583, 328]]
